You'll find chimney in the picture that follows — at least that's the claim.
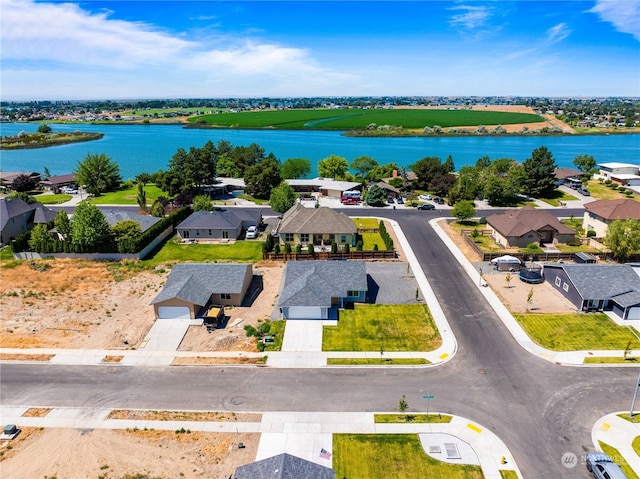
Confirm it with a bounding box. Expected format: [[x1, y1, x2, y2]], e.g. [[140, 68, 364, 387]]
[[392, 169, 398, 178]]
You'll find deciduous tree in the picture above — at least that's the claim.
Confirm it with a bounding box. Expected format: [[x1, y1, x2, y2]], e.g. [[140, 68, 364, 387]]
[[318, 154, 348, 179], [244, 155, 282, 199], [350, 155, 378, 178], [269, 181, 297, 213], [71, 202, 112, 252], [281, 158, 311, 179], [604, 218, 640, 262], [573, 154, 597, 175], [452, 200, 476, 222], [192, 194, 213, 211], [75, 153, 121, 196]]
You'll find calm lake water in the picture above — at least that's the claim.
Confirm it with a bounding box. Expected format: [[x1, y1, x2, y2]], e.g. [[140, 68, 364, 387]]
[[1, 122, 638, 180]]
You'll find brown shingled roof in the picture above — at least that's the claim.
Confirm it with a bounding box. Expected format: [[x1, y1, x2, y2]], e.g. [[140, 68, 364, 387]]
[[487, 206, 575, 237], [278, 203, 357, 235], [585, 199, 640, 220]]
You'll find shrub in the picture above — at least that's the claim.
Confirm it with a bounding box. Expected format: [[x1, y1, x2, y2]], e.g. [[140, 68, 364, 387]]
[[479, 216, 487, 224], [295, 244, 302, 253], [587, 230, 596, 237], [307, 243, 314, 254], [274, 243, 281, 254], [343, 243, 350, 253], [283, 242, 292, 253], [356, 240, 363, 251], [526, 242, 539, 250], [244, 325, 259, 337], [331, 241, 338, 253]]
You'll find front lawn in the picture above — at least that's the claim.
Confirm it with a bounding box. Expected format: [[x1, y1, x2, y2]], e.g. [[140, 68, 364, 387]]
[[538, 189, 577, 207], [352, 217, 380, 229], [32, 193, 72, 204], [323, 304, 441, 352], [327, 357, 429, 365], [333, 434, 483, 479], [141, 237, 263, 266], [513, 313, 640, 350], [359, 232, 385, 250], [589, 180, 640, 202], [89, 183, 165, 205]]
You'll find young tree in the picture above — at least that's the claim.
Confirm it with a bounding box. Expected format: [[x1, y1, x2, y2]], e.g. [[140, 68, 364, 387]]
[[522, 146, 557, 198], [269, 181, 297, 213], [150, 199, 166, 218], [452, 200, 476, 222], [71, 202, 112, 252], [192, 194, 213, 211], [28, 224, 52, 252], [244, 155, 282, 199], [281, 158, 311, 179], [365, 184, 386, 206], [111, 220, 142, 243], [573, 154, 597, 175], [526, 288, 534, 311], [505, 273, 512, 288], [136, 182, 147, 212], [350, 155, 378, 178], [604, 218, 640, 262], [75, 153, 122, 196], [318, 154, 348, 179]]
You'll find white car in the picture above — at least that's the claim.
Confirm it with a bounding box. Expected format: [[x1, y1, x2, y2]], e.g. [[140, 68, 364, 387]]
[[246, 226, 258, 239], [418, 194, 432, 201]]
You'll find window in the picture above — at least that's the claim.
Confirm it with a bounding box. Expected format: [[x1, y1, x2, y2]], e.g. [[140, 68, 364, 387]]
[[283, 233, 294, 242], [555, 277, 561, 287], [347, 290, 359, 297], [220, 293, 231, 300], [340, 235, 347, 243], [208, 230, 212, 235], [300, 233, 309, 243], [222, 231, 229, 239], [563, 282, 569, 292]]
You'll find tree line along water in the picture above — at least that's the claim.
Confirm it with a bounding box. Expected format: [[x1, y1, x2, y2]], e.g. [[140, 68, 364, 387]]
[[1, 122, 638, 180]]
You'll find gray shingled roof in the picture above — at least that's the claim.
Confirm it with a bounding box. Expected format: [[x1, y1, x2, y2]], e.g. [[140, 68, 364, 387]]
[[32, 204, 57, 224], [234, 453, 335, 479], [0, 198, 35, 231], [100, 209, 162, 233], [277, 204, 356, 235], [177, 209, 260, 230], [548, 264, 640, 302], [278, 260, 367, 308], [151, 263, 250, 306]]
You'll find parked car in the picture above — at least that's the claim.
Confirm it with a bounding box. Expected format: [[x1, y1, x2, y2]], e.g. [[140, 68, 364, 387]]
[[586, 452, 627, 479], [246, 225, 258, 239], [387, 197, 395, 204], [396, 197, 404, 204], [418, 194, 432, 201], [341, 197, 360, 205], [578, 188, 591, 196], [434, 197, 445, 205], [417, 204, 435, 210]]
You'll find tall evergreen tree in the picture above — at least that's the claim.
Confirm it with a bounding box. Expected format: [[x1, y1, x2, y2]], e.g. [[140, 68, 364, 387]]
[[522, 146, 557, 198]]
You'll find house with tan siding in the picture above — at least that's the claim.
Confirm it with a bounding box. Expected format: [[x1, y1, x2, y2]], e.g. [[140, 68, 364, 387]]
[[274, 203, 357, 248], [487, 207, 575, 248], [583, 199, 640, 238]]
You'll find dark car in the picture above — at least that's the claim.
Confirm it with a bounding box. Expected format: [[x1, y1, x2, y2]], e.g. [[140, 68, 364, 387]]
[[396, 197, 404, 204], [434, 197, 445, 204], [417, 204, 435, 210], [387, 197, 395, 204]]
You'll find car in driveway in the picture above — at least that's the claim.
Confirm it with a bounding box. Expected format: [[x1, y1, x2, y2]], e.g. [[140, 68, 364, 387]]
[[245, 225, 258, 239], [396, 197, 404, 204], [433, 197, 445, 205], [418, 194, 432, 201], [586, 452, 627, 479], [417, 204, 435, 210], [578, 188, 591, 196]]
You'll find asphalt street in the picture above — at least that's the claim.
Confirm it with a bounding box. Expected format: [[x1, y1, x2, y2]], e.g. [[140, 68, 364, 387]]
[[1, 206, 636, 478]]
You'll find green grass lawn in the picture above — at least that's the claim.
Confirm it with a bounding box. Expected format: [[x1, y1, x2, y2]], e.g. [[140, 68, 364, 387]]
[[323, 304, 441, 352], [589, 180, 640, 202], [499, 471, 519, 479], [333, 434, 484, 479], [359, 232, 385, 250], [89, 184, 165, 205], [352, 217, 380, 229], [538, 189, 578, 207], [0, 246, 14, 261], [236, 194, 269, 205], [584, 357, 639, 364], [31, 193, 73, 204], [513, 313, 640, 351], [374, 414, 452, 424], [261, 320, 285, 352], [191, 108, 543, 130], [327, 357, 429, 365], [141, 237, 263, 266], [599, 441, 640, 479]]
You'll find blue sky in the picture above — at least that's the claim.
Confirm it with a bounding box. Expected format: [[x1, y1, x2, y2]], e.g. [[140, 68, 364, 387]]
[[2, 0, 639, 100]]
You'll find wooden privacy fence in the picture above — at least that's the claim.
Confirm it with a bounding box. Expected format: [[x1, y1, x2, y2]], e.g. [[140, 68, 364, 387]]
[[263, 250, 396, 261]]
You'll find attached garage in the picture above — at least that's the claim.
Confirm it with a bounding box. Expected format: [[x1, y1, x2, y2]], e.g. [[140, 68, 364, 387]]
[[286, 306, 323, 320], [626, 307, 640, 320], [157, 306, 191, 319]]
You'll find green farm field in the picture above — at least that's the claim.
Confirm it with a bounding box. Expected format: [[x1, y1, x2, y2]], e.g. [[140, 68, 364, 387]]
[[189, 108, 543, 130]]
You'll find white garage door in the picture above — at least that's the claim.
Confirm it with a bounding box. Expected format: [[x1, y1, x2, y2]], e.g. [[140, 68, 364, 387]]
[[157, 306, 191, 319], [627, 307, 640, 320], [287, 306, 322, 320]]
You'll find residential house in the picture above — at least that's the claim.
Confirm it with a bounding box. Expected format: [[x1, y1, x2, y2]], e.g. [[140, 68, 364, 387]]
[[374, 181, 401, 199], [277, 260, 367, 319], [554, 167, 585, 188], [486, 207, 575, 248], [0, 171, 41, 188], [40, 173, 77, 191], [176, 208, 262, 241], [544, 263, 640, 320], [583, 199, 640, 238], [598, 162, 640, 186], [0, 198, 55, 245], [234, 453, 335, 479], [101, 209, 162, 232], [150, 263, 253, 319], [286, 178, 362, 198], [275, 203, 357, 248]]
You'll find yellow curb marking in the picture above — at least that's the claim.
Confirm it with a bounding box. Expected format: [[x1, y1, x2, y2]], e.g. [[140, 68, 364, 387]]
[[439, 353, 449, 360], [467, 423, 482, 433], [601, 422, 610, 432]]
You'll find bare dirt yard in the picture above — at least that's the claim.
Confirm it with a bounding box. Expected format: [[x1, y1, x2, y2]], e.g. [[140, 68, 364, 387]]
[[0, 426, 260, 479], [0, 259, 283, 352]]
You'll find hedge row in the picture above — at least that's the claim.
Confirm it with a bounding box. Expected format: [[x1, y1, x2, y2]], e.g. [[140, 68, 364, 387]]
[[378, 220, 394, 251]]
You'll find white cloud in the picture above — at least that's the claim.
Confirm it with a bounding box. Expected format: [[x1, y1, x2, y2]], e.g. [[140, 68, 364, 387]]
[[449, 5, 492, 29], [546, 23, 571, 44], [589, 0, 640, 41], [0, 0, 359, 99]]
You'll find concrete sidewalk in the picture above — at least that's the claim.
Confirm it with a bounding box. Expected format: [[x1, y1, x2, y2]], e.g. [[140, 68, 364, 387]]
[[0, 405, 522, 478], [592, 412, 640, 473]]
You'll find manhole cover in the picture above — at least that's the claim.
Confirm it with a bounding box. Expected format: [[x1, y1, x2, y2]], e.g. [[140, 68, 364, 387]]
[[477, 368, 486, 375]]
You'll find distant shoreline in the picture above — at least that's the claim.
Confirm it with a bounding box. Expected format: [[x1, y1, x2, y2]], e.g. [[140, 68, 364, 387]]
[[0, 131, 104, 150]]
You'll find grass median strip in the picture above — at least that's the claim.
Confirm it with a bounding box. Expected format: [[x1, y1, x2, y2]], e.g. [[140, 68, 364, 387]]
[[323, 304, 441, 352], [374, 414, 452, 423], [584, 357, 639, 364], [333, 434, 483, 479], [327, 358, 430, 365], [512, 313, 640, 351]]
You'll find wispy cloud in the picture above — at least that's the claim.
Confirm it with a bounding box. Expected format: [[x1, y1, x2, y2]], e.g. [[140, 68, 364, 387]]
[[546, 23, 571, 44], [449, 5, 492, 29], [589, 0, 640, 41]]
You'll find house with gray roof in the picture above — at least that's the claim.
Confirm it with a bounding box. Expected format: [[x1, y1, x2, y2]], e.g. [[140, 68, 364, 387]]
[[278, 260, 367, 319], [151, 263, 253, 318], [0, 198, 55, 245], [100, 209, 162, 233], [234, 453, 335, 479], [275, 203, 357, 248], [487, 207, 575, 248], [544, 263, 640, 320], [176, 208, 262, 241]]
